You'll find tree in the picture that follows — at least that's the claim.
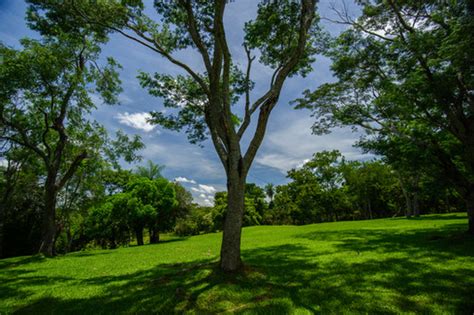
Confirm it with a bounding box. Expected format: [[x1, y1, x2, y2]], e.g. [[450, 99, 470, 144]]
[[296, 1, 474, 233], [27, 0, 322, 270], [147, 178, 177, 243], [135, 160, 165, 180], [87, 193, 131, 249], [172, 182, 194, 221], [0, 149, 44, 257], [126, 177, 177, 244], [0, 37, 142, 256], [291, 150, 345, 222]]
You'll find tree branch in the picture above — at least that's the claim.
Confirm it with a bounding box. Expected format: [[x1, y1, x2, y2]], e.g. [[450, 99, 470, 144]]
[[179, 0, 213, 73], [57, 151, 88, 190], [237, 43, 255, 139], [243, 0, 317, 170]]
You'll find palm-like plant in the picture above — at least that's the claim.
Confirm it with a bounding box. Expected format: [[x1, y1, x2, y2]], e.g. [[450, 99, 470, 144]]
[[265, 183, 275, 202], [135, 160, 165, 180]]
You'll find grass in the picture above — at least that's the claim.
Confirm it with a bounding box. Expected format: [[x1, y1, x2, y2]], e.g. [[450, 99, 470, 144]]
[[1, 213, 473, 314]]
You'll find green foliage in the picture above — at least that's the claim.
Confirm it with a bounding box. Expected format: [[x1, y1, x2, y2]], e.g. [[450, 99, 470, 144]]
[[294, 0, 474, 221], [0, 30, 143, 256], [174, 217, 200, 237], [84, 175, 180, 247], [86, 193, 131, 249], [244, 0, 326, 77], [269, 151, 406, 224]]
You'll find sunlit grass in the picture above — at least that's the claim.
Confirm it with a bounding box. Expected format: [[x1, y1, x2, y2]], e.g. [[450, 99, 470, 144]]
[[1, 213, 473, 314]]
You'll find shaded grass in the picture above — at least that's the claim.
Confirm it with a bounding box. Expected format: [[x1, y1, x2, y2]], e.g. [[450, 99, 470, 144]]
[[0, 213, 473, 314]]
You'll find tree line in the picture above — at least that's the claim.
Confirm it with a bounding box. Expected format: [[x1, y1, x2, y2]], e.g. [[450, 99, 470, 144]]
[[175, 150, 461, 236]]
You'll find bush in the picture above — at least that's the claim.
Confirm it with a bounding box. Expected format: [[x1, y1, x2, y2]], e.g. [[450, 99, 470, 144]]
[[174, 217, 200, 236]]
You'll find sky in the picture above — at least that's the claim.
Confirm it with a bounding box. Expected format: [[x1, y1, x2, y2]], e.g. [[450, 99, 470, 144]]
[[0, 0, 370, 206]]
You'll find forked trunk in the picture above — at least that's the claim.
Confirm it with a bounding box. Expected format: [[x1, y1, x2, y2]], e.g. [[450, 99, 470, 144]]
[[39, 186, 57, 256], [220, 173, 245, 272]]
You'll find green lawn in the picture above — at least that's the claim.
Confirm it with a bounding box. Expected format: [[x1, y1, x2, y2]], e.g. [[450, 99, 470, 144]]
[[1, 213, 473, 314]]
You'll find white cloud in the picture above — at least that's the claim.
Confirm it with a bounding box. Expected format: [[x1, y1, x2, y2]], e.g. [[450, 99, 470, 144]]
[[174, 176, 196, 184], [116, 112, 156, 133], [142, 143, 224, 180], [255, 153, 305, 173], [198, 184, 217, 194], [190, 184, 218, 206], [202, 199, 213, 206], [0, 159, 7, 167], [191, 184, 217, 194]]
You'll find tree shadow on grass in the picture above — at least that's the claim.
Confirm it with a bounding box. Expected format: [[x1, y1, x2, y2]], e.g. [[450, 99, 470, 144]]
[[6, 222, 474, 314], [295, 222, 473, 260], [0, 255, 46, 269], [128, 237, 190, 248], [410, 214, 467, 220]]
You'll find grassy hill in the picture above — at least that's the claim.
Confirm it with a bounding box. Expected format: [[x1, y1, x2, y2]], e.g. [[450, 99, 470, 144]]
[[1, 213, 473, 314]]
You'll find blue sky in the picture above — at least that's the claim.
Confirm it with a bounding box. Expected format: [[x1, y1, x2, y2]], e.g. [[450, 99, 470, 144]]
[[0, 0, 369, 206]]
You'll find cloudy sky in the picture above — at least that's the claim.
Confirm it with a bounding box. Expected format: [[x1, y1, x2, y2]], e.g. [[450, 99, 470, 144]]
[[0, 0, 369, 206]]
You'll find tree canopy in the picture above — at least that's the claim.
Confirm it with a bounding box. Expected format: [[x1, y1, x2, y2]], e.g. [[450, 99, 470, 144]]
[[295, 0, 474, 233]]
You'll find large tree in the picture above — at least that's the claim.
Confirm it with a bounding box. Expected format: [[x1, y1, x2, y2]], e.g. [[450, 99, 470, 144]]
[[296, 0, 474, 233], [28, 0, 322, 270], [0, 36, 141, 256]]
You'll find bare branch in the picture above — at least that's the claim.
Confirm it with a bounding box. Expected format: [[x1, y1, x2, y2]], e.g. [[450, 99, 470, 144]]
[[323, 2, 395, 42]]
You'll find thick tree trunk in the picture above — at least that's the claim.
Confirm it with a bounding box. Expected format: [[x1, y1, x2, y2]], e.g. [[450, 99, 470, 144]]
[[39, 186, 57, 256], [136, 228, 144, 246], [220, 174, 245, 272]]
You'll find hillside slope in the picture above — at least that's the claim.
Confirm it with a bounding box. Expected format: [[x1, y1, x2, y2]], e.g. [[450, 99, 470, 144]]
[[1, 213, 473, 314]]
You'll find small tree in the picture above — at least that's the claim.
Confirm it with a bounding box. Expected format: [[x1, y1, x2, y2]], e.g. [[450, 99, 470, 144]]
[[127, 177, 177, 243], [87, 193, 131, 249]]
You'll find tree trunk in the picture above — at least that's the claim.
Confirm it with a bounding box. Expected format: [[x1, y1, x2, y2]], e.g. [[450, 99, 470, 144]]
[[220, 173, 245, 272], [368, 199, 373, 220], [467, 191, 474, 235], [66, 227, 73, 253], [149, 227, 159, 244], [39, 185, 57, 256], [0, 205, 4, 258], [0, 165, 16, 259], [136, 228, 144, 246], [413, 191, 420, 217]]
